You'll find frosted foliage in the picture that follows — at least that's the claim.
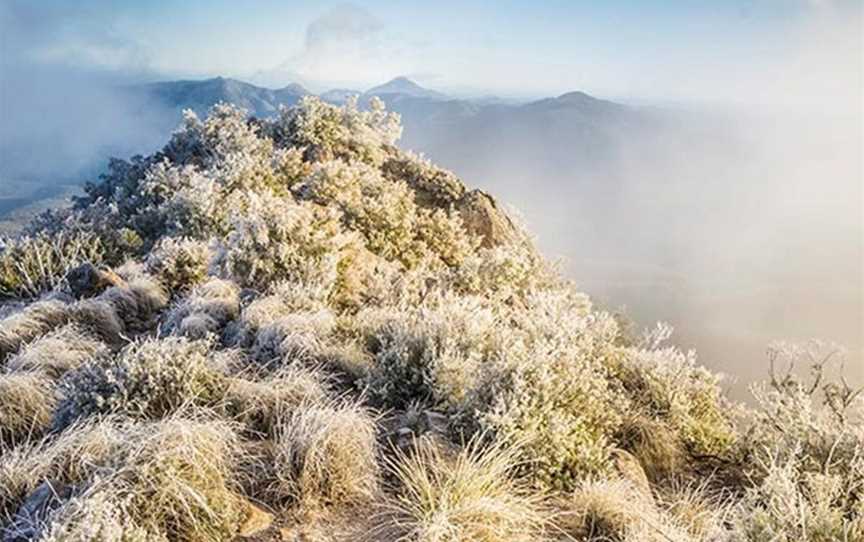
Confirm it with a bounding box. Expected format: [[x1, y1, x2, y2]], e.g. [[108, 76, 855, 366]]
[[1, 94, 858, 542]]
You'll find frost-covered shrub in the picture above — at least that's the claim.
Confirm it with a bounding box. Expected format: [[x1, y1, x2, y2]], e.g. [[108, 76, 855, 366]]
[[382, 151, 465, 207], [145, 237, 212, 292], [476, 312, 628, 489], [35, 487, 163, 542], [216, 191, 348, 290], [611, 328, 738, 461], [0, 232, 104, 300], [251, 309, 336, 368], [271, 96, 401, 165], [363, 293, 497, 410], [162, 278, 240, 339], [271, 400, 378, 505], [54, 337, 227, 428], [732, 342, 864, 541]]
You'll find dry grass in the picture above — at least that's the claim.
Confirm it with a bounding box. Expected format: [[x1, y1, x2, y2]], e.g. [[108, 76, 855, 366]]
[[370, 437, 547, 542], [0, 417, 126, 524], [1, 415, 245, 541], [224, 365, 330, 436], [0, 299, 70, 361], [4, 325, 106, 378], [557, 478, 699, 542], [271, 400, 379, 507], [0, 370, 57, 449]]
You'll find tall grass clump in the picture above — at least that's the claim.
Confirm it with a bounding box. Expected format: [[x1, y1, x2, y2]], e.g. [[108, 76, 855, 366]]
[[371, 437, 546, 542]]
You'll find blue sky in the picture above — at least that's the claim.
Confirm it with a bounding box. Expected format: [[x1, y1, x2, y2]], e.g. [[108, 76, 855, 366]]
[[1, 0, 861, 104]]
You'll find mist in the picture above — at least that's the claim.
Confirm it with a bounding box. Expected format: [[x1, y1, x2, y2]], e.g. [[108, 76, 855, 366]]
[[0, 1, 172, 192]]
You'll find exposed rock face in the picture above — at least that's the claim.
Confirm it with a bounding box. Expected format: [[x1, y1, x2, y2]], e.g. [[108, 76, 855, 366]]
[[456, 189, 520, 248], [66, 263, 126, 298]]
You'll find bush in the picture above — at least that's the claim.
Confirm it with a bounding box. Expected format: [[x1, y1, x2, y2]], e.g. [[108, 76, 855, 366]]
[[145, 237, 213, 292], [162, 278, 240, 339], [215, 191, 348, 290], [54, 337, 227, 429], [0, 232, 104, 300]]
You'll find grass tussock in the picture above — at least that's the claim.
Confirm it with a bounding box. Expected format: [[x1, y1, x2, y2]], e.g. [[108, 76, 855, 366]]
[[271, 400, 379, 506], [0, 370, 57, 449], [0, 299, 70, 361], [4, 325, 106, 378], [371, 437, 547, 542], [224, 365, 329, 436]]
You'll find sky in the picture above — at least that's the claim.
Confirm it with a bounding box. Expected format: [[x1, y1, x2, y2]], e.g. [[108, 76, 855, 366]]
[[1, 0, 861, 106]]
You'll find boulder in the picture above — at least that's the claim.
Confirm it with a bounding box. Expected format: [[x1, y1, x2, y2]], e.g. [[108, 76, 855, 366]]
[[456, 190, 519, 248], [66, 263, 125, 298]]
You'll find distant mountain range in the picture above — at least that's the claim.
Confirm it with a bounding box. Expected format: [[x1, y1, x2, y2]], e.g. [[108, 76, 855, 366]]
[[125, 76, 647, 172]]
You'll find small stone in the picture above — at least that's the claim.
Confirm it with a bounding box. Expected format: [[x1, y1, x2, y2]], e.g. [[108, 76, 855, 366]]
[[236, 499, 274, 538]]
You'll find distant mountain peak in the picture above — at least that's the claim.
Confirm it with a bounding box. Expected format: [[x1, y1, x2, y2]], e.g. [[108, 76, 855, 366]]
[[365, 77, 447, 100]]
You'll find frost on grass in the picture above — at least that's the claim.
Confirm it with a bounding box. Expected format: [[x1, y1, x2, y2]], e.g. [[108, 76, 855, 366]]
[[0, 97, 860, 540]]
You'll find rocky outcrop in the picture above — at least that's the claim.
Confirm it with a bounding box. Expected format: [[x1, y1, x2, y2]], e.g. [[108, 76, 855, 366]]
[[456, 189, 520, 248]]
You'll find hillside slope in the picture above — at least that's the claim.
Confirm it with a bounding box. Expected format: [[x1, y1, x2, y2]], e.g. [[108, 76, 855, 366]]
[[0, 98, 860, 541]]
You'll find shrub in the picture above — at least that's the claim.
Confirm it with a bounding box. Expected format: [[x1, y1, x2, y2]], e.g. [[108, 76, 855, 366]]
[[215, 191, 348, 290], [162, 278, 240, 339], [34, 487, 164, 542], [54, 337, 227, 428], [371, 437, 546, 542], [0, 232, 104, 300], [733, 342, 864, 541], [145, 237, 212, 292], [271, 400, 378, 506], [271, 96, 401, 166], [250, 309, 336, 368]]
